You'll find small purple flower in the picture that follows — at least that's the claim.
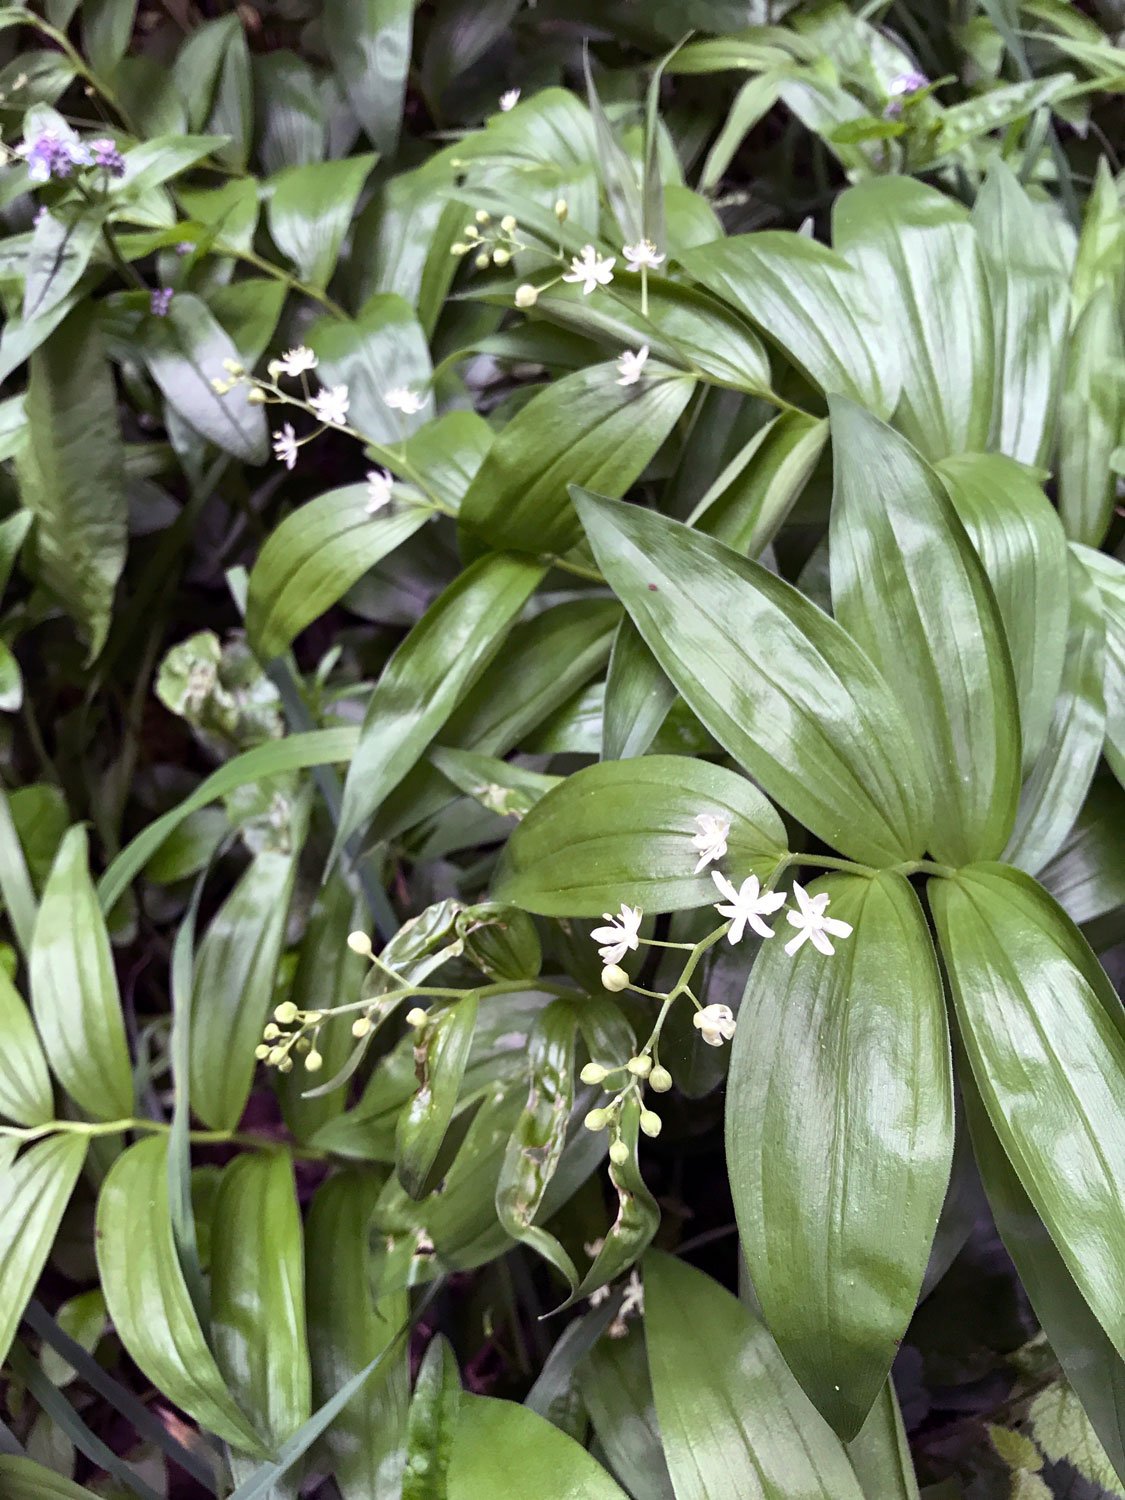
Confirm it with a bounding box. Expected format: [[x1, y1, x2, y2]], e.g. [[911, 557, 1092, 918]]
[[22, 129, 91, 183], [89, 137, 126, 178], [174, 241, 194, 256], [33, 205, 49, 228], [150, 287, 174, 317], [885, 69, 929, 117]]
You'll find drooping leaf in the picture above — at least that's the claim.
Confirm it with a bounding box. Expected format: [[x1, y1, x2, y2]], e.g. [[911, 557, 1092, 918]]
[[567, 1096, 657, 1308], [495, 755, 786, 916], [447, 1394, 629, 1500], [30, 826, 134, 1121], [727, 873, 952, 1438], [0, 968, 54, 1126], [323, 0, 412, 155], [0, 1135, 87, 1367], [829, 399, 1019, 864], [575, 489, 930, 866], [266, 155, 377, 289]]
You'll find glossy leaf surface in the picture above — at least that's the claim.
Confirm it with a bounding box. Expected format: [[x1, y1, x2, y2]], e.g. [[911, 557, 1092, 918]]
[[0, 1135, 87, 1367]]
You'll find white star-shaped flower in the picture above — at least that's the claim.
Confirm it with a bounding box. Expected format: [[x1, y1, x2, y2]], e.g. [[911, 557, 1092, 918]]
[[309, 384, 350, 427], [616, 345, 650, 387], [365, 468, 393, 514], [272, 423, 299, 470], [711, 870, 786, 943], [499, 88, 521, 112], [562, 244, 616, 295], [693, 1003, 736, 1048], [277, 346, 318, 376], [784, 882, 854, 957], [620, 1269, 644, 1318], [384, 386, 424, 415], [590, 903, 642, 965], [691, 811, 729, 871], [622, 239, 665, 273]]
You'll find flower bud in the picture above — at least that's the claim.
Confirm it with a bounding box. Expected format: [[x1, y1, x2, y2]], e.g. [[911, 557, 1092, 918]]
[[475, 209, 491, 224], [267, 359, 283, 379], [274, 1001, 298, 1024], [222, 358, 244, 376], [554, 198, 568, 220], [514, 283, 539, 308], [649, 1065, 673, 1093], [580, 1061, 608, 1085], [492, 247, 511, 266], [305, 1049, 323, 1072], [246, 387, 267, 404], [347, 930, 372, 955], [474, 251, 491, 270], [583, 1107, 609, 1132], [463, 224, 480, 240], [626, 1054, 652, 1078], [601, 964, 629, 992], [405, 1006, 429, 1027], [608, 1138, 629, 1166], [254, 1043, 270, 1060], [450, 242, 470, 255], [352, 1015, 372, 1038], [640, 1109, 662, 1138], [210, 377, 230, 394], [500, 214, 517, 233], [267, 1045, 285, 1067], [304, 1010, 323, 1024], [278, 1055, 294, 1073], [263, 1023, 280, 1040]]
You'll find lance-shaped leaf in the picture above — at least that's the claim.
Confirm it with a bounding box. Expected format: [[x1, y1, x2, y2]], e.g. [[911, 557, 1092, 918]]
[[0, 1456, 104, 1498], [323, 0, 411, 155], [95, 1137, 266, 1455], [579, 1327, 676, 1500], [0, 968, 54, 1126], [602, 618, 676, 763], [459, 365, 695, 557], [0, 1135, 87, 1367], [265, 155, 377, 289], [396, 994, 479, 1200], [495, 755, 786, 917], [1058, 286, 1124, 549], [1039, 779, 1125, 928], [334, 553, 545, 857], [829, 399, 1019, 865], [644, 1251, 866, 1499], [448, 1394, 629, 1500], [405, 1334, 461, 1500], [1005, 556, 1105, 874], [939, 452, 1069, 774], [690, 410, 829, 559], [931, 865, 1125, 1367], [1074, 546, 1125, 790], [726, 873, 952, 1438], [845, 1382, 921, 1500], [30, 826, 134, 1121], [495, 1000, 579, 1288], [574, 489, 930, 866], [832, 176, 994, 461]]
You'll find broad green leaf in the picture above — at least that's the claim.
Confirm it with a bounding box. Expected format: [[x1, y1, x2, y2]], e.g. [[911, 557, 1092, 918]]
[[334, 554, 545, 857], [308, 293, 433, 443], [266, 155, 377, 289], [17, 304, 126, 659], [1074, 546, 1125, 790], [0, 1135, 87, 1367], [1039, 779, 1125, 927], [211, 1154, 311, 1451], [495, 755, 787, 916], [246, 484, 430, 660], [0, 1456, 102, 1498], [690, 411, 829, 559], [23, 209, 102, 323], [306, 1173, 408, 1500], [575, 489, 930, 866], [96, 1137, 265, 1454], [351, 159, 461, 335], [931, 865, 1125, 1368], [30, 826, 133, 1120], [403, 410, 493, 513], [81, 0, 137, 77], [644, 1251, 866, 1499], [210, 279, 287, 368], [0, 968, 52, 1126], [939, 452, 1069, 773], [1071, 157, 1125, 321], [447, 1394, 629, 1500], [114, 135, 228, 195], [1058, 287, 1124, 548], [140, 292, 268, 464], [323, 0, 411, 155], [428, 746, 559, 820], [845, 1381, 922, 1500], [832, 176, 994, 460], [189, 834, 302, 1132], [397, 994, 479, 1199], [699, 73, 783, 193], [829, 400, 1019, 864], [579, 1327, 676, 1500], [602, 618, 675, 762], [727, 873, 952, 1438], [678, 233, 898, 418], [459, 365, 695, 557], [1005, 556, 1105, 874], [254, 51, 325, 173]]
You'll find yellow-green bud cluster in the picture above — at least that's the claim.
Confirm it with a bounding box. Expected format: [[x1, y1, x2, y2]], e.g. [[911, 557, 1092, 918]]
[[451, 208, 525, 271], [255, 999, 326, 1074]]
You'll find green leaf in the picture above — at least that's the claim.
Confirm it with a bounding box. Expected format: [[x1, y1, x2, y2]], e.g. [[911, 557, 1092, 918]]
[[832, 176, 994, 460], [397, 994, 480, 1199], [0, 789, 37, 959], [644, 1250, 866, 1498], [323, 0, 411, 155], [211, 1154, 311, 1451], [23, 209, 102, 324], [190, 836, 303, 1132], [334, 553, 545, 857], [0, 968, 52, 1127], [447, 1394, 629, 1500], [306, 1172, 409, 1500], [931, 865, 1125, 1368], [602, 619, 675, 763], [0, 1135, 87, 1367], [938, 452, 1069, 773], [266, 155, 377, 289], [579, 1326, 676, 1499], [1039, 779, 1125, 927], [0, 1456, 102, 1499], [846, 1382, 921, 1500], [140, 293, 268, 464], [30, 826, 133, 1120], [726, 873, 952, 1438], [495, 755, 786, 917], [583, 49, 643, 245], [0, 641, 22, 713], [404, 1333, 462, 1500], [81, 0, 138, 77], [1074, 546, 1125, 790], [569, 1096, 658, 1307], [428, 747, 559, 821], [1005, 555, 1105, 874], [690, 411, 829, 559], [575, 489, 930, 866], [96, 1136, 265, 1453], [460, 366, 695, 557], [829, 399, 1019, 865], [246, 483, 430, 660], [308, 293, 434, 443], [404, 410, 493, 513], [1058, 287, 1124, 548], [17, 304, 126, 659], [678, 232, 899, 418]]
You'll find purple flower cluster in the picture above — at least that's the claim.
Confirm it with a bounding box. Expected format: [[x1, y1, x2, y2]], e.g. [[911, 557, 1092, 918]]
[[150, 287, 174, 317], [23, 129, 91, 184], [89, 137, 126, 178]]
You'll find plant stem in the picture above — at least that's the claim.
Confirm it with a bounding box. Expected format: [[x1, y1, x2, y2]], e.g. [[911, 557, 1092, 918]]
[[0, 1117, 325, 1158]]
